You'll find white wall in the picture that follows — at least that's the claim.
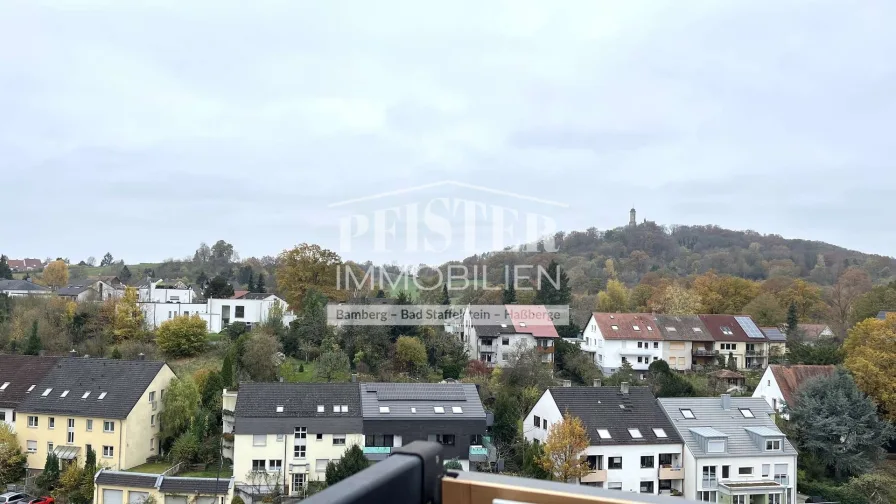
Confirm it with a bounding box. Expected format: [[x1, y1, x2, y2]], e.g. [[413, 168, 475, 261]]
[[581, 316, 601, 355], [141, 303, 212, 330], [0, 289, 51, 297], [690, 454, 797, 503], [752, 367, 786, 415], [593, 319, 662, 375], [523, 390, 563, 443], [139, 284, 195, 303], [234, 432, 364, 485], [207, 297, 292, 333], [0, 408, 13, 431], [662, 341, 693, 371]]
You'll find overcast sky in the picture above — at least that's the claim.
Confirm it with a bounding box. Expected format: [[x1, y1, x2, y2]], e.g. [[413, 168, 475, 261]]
[[2, 0, 895, 266]]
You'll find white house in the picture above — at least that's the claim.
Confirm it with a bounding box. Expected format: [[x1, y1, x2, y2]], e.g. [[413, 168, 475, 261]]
[[658, 395, 798, 504], [524, 383, 685, 495], [586, 312, 663, 377], [141, 294, 295, 332], [138, 279, 197, 303], [0, 279, 51, 297], [752, 365, 835, 418], [461, 305, 557, 367]]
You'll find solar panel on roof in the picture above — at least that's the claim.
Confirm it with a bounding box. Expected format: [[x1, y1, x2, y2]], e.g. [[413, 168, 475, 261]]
[[373, 383, 466, 401], [735, 316, 765, 339]]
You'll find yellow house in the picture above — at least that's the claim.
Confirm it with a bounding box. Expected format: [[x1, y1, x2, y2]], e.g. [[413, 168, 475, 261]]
[[94, 468, 234, 504], [15, 356, 176, 471], [699, 315, 769, 370]]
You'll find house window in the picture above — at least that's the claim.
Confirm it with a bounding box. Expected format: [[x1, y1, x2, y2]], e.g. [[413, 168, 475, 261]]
[[103, 421, 114, 433], [436, 434, 455, 446], [680, 409, 695, 419], [27, 440, 37, 453], [86, 444, 92, 455], [252, 460, 265, 472], [235, 306, 245, 318], [317, 405, 325, 413], [739, 467, 753, 476], [533, 415, 540, 428], [639, 481, 654, 494], [707, 440, 726, 453], [149, 391, 155, 402], [586, 455, 603, 470], [0, 412, 4, 422], [48, 442, 54, 453], [315, 459, 329, 472], [542, 419, 547, 429], [49, 417, 55, 429], [611, 325, 618, 330], [766, 440, 781, 451], [640, 456, 654, 468], [102, 446, 114, 458], [452, 406, 463, 414], [151, 415, 155, 426], [653, 428, 667, 438], [597, 429, 611, 439], [471, 434, 483, 445], [292, 473, 306, 493], [150, 438, 154, 451], [253, 434, 266, 446], [316, 433, 323, 441], [762, 464, 770, 477], [722, 465, 730, 478], [633, 325, 640, 331], [86, 419, 93, 431], [608, 482, 623, 490], [67, 419, 75, 444], [502, 337, 509, 346], [269, 460, 283, 472], [277, 434, 285, 441], [608, 457, 622, 470], [628, 428, 642, 439], [294, 445, 306, 458], [653, 342, 659, 348], [28, 416, 38, 428], [333, 435, 346, 446], [740, 409, 754, 418], [698, 491, 717, 502]]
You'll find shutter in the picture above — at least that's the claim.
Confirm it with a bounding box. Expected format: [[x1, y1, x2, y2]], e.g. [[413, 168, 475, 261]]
[[128, 491, 149, 504], [165, 497, 188, 504], [103, 489, 123, 504], [762, 464, 770, 477], [773, 464, 787, 476]]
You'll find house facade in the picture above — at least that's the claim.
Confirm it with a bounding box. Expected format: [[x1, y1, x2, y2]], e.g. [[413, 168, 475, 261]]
[[0, 355, 62, 432], [138, 279, 197, 304], [658, 395, 798, 504], [524, 383, 685, 495], [57, 285, 99, 302], [229, 383, 364, 497], [461, 305, 557, 367], [359, 382, 488, 471], [0, 280, 51, 297], [16, 357, 175, 471], [654, 315, 714, 371], [141, 294, 295, 333], [758, 328, 787, 361], [586, 313, 663, 377], [752, 365, 835, 418], [698, 315, 769, 370], [94, 469, 234, 504]]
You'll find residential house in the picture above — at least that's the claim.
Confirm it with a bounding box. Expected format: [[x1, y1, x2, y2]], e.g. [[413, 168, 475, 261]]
[[57, 285, 99, 302], [586, 313, 663, 377], [654, 315, 714, 371], [138, 279, 197, 304], [0, 279, 51, 297], [786, 324, 836, 345], [94, 469, 234, 504], [759, 328, 787, 361], [0, 355, 62, 432], [359, 382, 488, 471], [698, 315, 768, 370], [7, 259, 44, 272], [752, 365, 836, 418], [658, 395, 797, 504], [524, 383, 685, 495], [141, 294, 294, 333], [229, 382, 363, 497], [15, 356, 175, 471], [461, 305, 558, 367]]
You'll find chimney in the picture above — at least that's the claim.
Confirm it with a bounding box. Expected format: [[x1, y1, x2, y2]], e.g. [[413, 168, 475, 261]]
[[137, 353, 145, 361], [593, 379, 602, 387], [621, 382, 630, 394], [562, 379, 572, 387], [69, 349, 77, 358], [351, 373, 358, 383], [279, 377, 284, 383], [721, 394, 731, 410]]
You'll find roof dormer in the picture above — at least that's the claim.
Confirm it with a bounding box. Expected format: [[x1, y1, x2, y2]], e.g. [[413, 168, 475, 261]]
[[744, 426, 786, 452], [689, 427, 728, 454]]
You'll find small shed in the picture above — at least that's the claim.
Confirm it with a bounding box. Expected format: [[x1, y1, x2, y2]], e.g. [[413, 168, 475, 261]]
[[709, 369, 746, 393]]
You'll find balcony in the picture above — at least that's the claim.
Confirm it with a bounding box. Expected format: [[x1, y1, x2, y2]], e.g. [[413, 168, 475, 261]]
[[580, 469, 607, 483], [659, 465, 684, 480], [692, 348, 717, 356], [363, 446, 391, 461], [536, 346, 555, 354], [701, 478, 718, 489], [479, 344, 495, 353], [745, 349, 766, 356]]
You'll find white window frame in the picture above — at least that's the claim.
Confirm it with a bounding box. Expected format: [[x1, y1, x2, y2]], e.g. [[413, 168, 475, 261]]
[[103, 421, 114, 433], [102, 445, 114, 458]]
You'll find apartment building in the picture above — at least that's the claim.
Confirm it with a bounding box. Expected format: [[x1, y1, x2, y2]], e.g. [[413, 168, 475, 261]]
[[752, 365, 835, 418], [525, 383, 684, 495], [461, 305, 558, 367], [0, 355, 62, 432], [654, 315, 714, 371], [141, 294, 295, 332], [16, 357, 175, 471], [229, 382, 363, 497], [658, 395, 797, 504], [585, 313, 663, 377], [698, 315, 769, 370], [359, 382, 488, 470], [94, 469, 234, 504]]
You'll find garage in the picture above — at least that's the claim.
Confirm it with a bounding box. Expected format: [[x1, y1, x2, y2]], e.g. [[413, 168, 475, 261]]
[[103, 489, 123, 504], [164, 497, 187, 504]]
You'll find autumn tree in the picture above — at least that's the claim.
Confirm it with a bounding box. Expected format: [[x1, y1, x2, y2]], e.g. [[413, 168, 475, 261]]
[[692, 271, 759, 314], [742, 293, 786, 327], [850, 285, 896, 327], [844, 314, 896, 420], [828, 267, 872, 336], [596, 279, 629, 312], [534, 260, 571, 305], [241, 332, 282, 382], [159, 377, 201, 446], [539, 413, 590, 482], [43, 260, 69, 290], [157, 314, 208, 357], [0, 423, 26, 485], [778, 279, 825, 321], [113, 286, 144, 341], [394, 336, 428, 376], [277, 243, 344, 309], [656, 284, 701, 315]]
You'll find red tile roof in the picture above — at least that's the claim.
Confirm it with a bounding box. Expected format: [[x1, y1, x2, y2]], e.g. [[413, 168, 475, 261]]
[[232, 290, 249, 299], [698, 314, 766, 342], [505, 304, 558, 338], [769, 365, 836, 406], [592, 312, 663, 340]]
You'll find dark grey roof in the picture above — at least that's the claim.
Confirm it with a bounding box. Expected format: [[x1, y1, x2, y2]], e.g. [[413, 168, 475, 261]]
[[760, 327, 787, 342], [471, 324, 516, 337], [159, 476, 233, 494], [241, 293, 272, 300], [58, 285, 94, 296], [547, 386, 682, 446], [17, 358, 166, 418], [0, 355, 62, 409], [654, 315, 714, 342], [658, 396, 797, 458], [360, 382, 486, 420], [0, 280, 49, 291], [233, 382, 361, 418], [95, 471, 159, 488]]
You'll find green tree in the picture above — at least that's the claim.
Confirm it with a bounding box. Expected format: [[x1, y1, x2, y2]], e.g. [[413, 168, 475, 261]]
[[491, 390, 521, 446], [246, 272, 255, 293], [0, 423, 26, 485], [159, 377, 201, 445], [743, 293, 786, 326], [254, 273, 266, 293], [726, 352, 737, 371], [502, 269, 517, 304], [203, 275, 235, 299], [389, 290, 417, 340], [220, 352, 235, 388], [23, 320, 42, 355], [521, 440, 550, 479], [648, 360, 696, 397], [156, 314, 208, 357], [787, 342, 843, 365], [110, 347, 122, 359], [439, 284, 451, 305], [0, 255, 12, 280], [325, 444, 369, 485], [119, 265, 132, 283], [788, 368, 895, 480], [444, 458, 463, 470], [313, 351, 351, 382], [100, 252, 114, 267], [596, 279, 629, 312], [36, 452, 60, 493], [276, 243, 343, 308], [395, 336, 428, 376], [785, 301, 800, 340], [241, 332, 282, 382], [849, 285, 896, 327], [534, 260, 571, 305]]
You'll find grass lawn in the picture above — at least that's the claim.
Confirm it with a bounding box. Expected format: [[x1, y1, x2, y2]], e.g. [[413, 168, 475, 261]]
[[280, 358, 315, 382], [126, 462, 173, 474], [180, 467, 233, 478], [170, 351, 224, 377]]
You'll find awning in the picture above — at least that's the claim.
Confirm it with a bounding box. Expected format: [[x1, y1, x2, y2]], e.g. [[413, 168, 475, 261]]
[[54, 445, 81, 460]]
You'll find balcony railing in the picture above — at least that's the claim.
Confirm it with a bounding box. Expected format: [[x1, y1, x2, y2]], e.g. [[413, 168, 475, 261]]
[[580, 469, 607, 483], [745, 350, 766, 356], [692, 348, 717, 356], [701, 478, 718, 489], [479, 345, 495, 352], [363, 446, 391, 454], [536, 346, 555, 354], [658, 465, 684, 480]]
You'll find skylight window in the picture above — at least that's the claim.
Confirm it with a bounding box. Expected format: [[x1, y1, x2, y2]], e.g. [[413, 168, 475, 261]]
[[740, 409, 755, 418], [647, 326, 653, 331], [411, 407, 417, 413], [520, 322, 527, 327], [0, 382, 9, 391], [27, 385, 35, 393], [680, 409, 695, 419], [452, 407, 463, 414], [379, 406, 390, 413], [42, 388, 52, 397], [693, 328, 702, 332], [341, 405, 348, 413], [611, 325, 619, 330], [628, 428, 643, 439], [333, 405, 340, 413], [276, 406, 284, 413], [597, 429, 611, 439], [653, 428, 668, 438], [98, 392, 107, 400], [633, 325, 641, 331], [434, 406, 445, 414], [317, 405, 324, 413], [82, 392, 91, 399], [500, 324, 508, 328], [60, 390, 69, 398], [666, 327, 677, 332], [721, 327, 733, 335]]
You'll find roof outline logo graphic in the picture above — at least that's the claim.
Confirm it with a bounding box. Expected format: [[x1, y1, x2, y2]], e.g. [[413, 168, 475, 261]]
[[328, 180, 570, 209]]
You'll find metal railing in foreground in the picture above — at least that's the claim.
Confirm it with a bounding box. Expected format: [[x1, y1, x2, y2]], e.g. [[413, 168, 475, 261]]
[[302, 441, 698, 504]]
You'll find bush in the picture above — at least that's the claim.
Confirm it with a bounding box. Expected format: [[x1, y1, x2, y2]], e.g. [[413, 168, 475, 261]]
[[299, 363, 305, 373], [231, 497, 245, 504], [444, 458, 463, 470], [117, 340, 158, 360], [157, 315, 208, 357], [170, 432, 200, 464], [798, 479, 866, 504]]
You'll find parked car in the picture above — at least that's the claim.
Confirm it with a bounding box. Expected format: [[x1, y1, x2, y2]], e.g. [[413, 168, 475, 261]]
[[0, 493, 32, 504], [27, 497, 54, 504]]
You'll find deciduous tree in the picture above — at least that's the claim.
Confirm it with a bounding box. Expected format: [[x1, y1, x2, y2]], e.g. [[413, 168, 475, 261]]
[[159, 378, 201, 445], [157, 314, 208, 357], [539, 413, 590, 482], [0, 423, 26, 485], [692, 271, 759, 314], [844, 314, 896, 420], [849, 285, 896, 327], [100, 252, 114, 267], [596, 279, 629, 312], [313, 350, 351, 382], [241, 332, 282, 382], [43, 260, 69, 290], [203, 275, 234, 299], [276, 243, 344, 309], [742, 293, 786, 326], [113, 287, 145, 341], [656, 284, 701, 315], [828, 267, 872, 336], [395, 336, 428, 376]]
